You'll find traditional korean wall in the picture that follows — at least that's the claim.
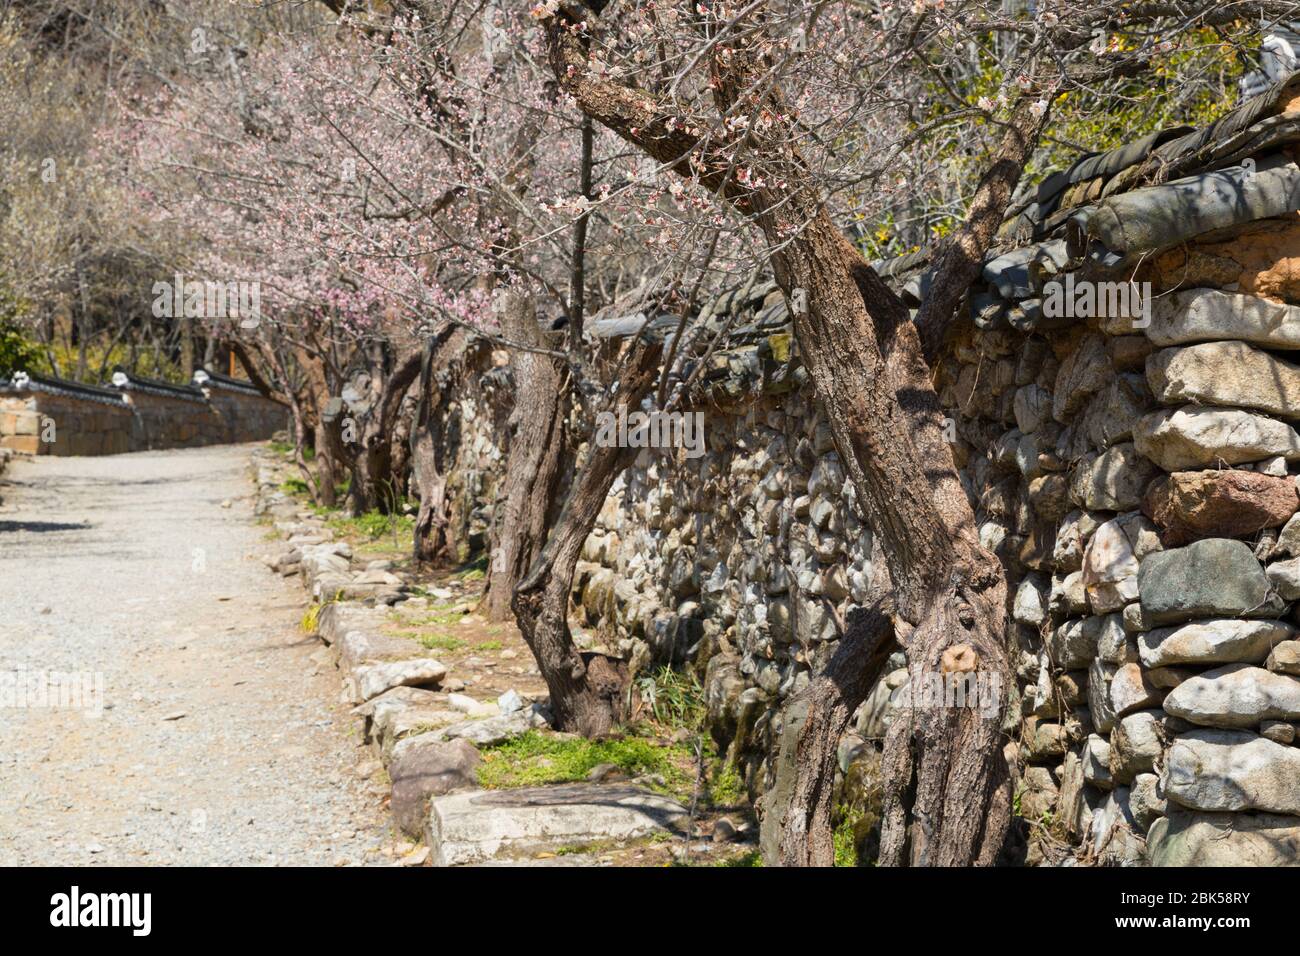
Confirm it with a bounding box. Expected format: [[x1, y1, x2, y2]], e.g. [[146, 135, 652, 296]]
[[427, 228, 1300, 866], [0, 377, 287, 456], [0, 390, 132, 455]]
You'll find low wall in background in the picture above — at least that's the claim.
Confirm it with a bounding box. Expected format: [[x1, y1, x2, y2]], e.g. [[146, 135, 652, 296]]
[[0, 371, 287, 456]]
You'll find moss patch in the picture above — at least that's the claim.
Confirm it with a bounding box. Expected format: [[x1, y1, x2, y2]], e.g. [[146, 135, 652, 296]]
[[833, 808, 864, 867], [478, 730, 691, 795]]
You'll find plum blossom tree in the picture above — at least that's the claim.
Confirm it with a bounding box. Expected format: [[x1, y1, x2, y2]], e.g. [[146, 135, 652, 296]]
[[123, 4, 734, 736], [122, 30, 503, 508], [529, 0, 1298, 866]]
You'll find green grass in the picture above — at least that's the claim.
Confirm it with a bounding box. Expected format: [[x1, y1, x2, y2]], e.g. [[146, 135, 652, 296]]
[[280, 477, 310, 496], [327, 509, 415, 541], [478, 730, 691, 794], [705, 761, 747, 807], [452, 555, 488, 581], [478, 640, 503, 651], [385, 604, 476, 653], [300, 602, 324, 635], [417, 633, 466, 652], [717, 849, 763, 867], [397, 608, 464, 627], [554, 841, 615, 857], [637, 667, 708, 732], [629, 666, 753, 809]]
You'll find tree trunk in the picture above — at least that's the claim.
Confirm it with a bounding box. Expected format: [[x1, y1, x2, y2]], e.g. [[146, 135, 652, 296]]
[[288, 399, 320, 503], [543, 11, 1020, 863], [180, 319, 194, 378], [768, 209, 1012, 868], [511, 340, 662, 738], [766, 602, 897, 866], [482, 292, 571, 622], [351, 347, 422, 516], [389, 394, 416, 497], [313, 417, 342, 509], [411, 420, 448, 563], [410, 327, 461, 565]]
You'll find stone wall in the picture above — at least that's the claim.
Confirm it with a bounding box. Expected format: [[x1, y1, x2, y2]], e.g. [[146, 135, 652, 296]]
[[0, 389, 133, 455], [204, 381, 295, 446], [431, 249, 1300, 865], [0, 372, 287, 456]]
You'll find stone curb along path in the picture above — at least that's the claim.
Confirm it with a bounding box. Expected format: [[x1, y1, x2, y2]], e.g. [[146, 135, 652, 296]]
[[248, 448, 690, 866]]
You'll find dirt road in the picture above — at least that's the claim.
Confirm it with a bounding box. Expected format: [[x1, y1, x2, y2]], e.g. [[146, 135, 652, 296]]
[[0, 445, 389, 865]]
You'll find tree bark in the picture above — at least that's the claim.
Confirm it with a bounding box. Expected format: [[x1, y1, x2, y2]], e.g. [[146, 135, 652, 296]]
[[410, 327, 462, 565], [351, 347, 422, 516], [313, 417, 343, 509], [482, 292, 571, 622], [773, 217, 1012, 868], [767, 602, 897, 866], [511, 340, 662, 738]]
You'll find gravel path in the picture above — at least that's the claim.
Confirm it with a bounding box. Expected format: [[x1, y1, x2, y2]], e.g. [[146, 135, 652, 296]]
[[0, 445, 390, 865]]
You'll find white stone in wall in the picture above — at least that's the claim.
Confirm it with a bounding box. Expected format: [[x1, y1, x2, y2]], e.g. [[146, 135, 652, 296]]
[[1090, 786, 1142, 864], [1048, 617, 1100, 670], [1267, 557, 1300, 600], [1070, 443, 1157, 512], [1089, 656, 1119, 733], [1129, 773, 1167, 834], [1261, 719, 1296, 744], [1147, 288, 1300, 349], [1082, 518, 1139, 613], [1138, 619, 1295, 669], [806, 456, 843, 498], [1275, 512, 1300, 557], [1259, 455, 1290, 476], [1267, 640, 1300, 675], [1147, 341, 1300, 419], [1053, 510, 1101, 572], [1166, 729, 1300, 815], [1014, 384, 1053, 434], [1012, 574, 1049, 626], [1110, 662, 1163, 719], [1148, 811, 1300, 866], [1096, 614, 1135, 665], [1080, 373, 1151, 449], [1163, 663, 1300, 728], [1030, 651, 1062, 719], [1014, 433, 1044, 480], [1053, 333, 1112, 423], [1049, 571, 1088, 616], [1110, 709, 1168, 783]]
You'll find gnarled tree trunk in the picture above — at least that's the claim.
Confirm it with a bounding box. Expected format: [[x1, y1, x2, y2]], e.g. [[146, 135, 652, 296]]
[[410, 327, 462, 565], [482, 292, 571, 622], [351, 347, 422, 516], [764, 601, 897, 866], [543, 6, 1046, 864], [511, 339, 662, 738]]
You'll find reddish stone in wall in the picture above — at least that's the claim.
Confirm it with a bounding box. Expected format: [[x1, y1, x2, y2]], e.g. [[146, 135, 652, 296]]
[[1142, 470, 1299, 546]]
